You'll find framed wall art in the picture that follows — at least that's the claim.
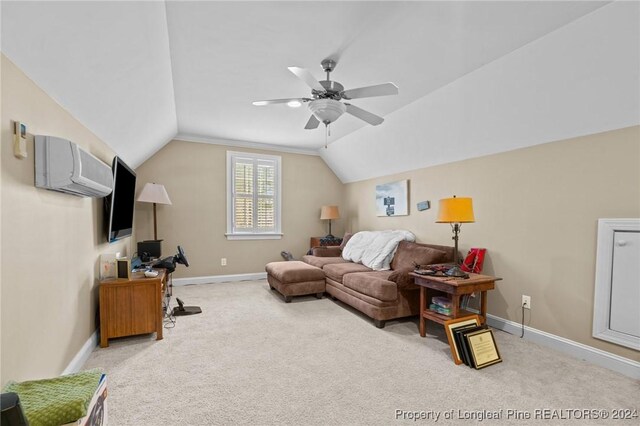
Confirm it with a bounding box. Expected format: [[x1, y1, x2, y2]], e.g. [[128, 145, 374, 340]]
[[375, 179, 409, 217]]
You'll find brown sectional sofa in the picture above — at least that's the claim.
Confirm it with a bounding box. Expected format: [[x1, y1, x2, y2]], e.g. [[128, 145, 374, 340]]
[[301, 238, 456, 328]]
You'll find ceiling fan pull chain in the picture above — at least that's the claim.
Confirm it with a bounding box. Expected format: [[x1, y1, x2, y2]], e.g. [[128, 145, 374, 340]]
[[325, 124, 328, 149]]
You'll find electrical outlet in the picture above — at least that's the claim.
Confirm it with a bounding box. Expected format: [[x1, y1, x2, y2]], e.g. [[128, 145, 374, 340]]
[[221, 258, 227, 266], [522, 295, 531, 309]]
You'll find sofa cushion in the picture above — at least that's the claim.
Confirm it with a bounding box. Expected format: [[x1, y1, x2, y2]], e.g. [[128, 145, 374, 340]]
[[343, 271, 397, 302], [323, 262, 372, 284], [339, 233, 354, 250], [420, 243, 456, 262], [310, 246, 343, 257], [390, 241, 448, 270], [301, 255, 348, 269]]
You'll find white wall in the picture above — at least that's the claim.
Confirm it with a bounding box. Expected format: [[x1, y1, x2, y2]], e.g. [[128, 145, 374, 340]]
[[321, 1, 639, 183]]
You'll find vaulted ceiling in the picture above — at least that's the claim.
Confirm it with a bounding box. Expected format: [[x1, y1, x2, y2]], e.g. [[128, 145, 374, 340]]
[[1, 1, 615, 171]]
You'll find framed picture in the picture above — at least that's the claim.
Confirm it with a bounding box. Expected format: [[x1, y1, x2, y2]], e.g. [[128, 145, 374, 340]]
[[467, 328, 502, 369], [375, 179, 409, 217], [444, 315, 481, 365]]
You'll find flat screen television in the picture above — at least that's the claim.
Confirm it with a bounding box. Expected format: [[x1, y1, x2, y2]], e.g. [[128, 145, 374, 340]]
[[104, 156, 136, 242]]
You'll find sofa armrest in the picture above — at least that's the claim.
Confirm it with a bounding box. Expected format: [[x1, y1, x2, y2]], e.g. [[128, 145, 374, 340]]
[[311, 246, 342, 257], [388, 267, 420, 290]]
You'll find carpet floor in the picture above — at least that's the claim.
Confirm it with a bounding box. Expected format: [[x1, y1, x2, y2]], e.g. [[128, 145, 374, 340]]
[[83, 280, 639, 425]]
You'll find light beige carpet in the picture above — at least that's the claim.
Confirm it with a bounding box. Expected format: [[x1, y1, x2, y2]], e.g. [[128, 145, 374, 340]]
[[83, 280, 639, 425]]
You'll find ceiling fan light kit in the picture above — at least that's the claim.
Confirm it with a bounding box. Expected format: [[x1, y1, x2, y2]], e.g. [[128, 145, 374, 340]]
[[309, 99, 346, 125], [253, 58, 398, 131]]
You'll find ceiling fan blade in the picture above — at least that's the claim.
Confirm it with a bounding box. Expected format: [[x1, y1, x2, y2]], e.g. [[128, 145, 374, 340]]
[[252, 98, 309, 106], [288, 67, 326, 92], [345, 103, 384, 126], [304, 115, 320, 129], [341, 83, 398, 100]]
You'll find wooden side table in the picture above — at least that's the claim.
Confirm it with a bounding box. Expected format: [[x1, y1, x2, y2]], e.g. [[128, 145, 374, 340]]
[[99, 270, 166, 347], [410, 272, 502, 337]]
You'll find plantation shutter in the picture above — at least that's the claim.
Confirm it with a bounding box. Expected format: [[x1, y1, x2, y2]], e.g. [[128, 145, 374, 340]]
[[256, 159, 276, 231], [230, 153, 279, 235], [233, 158, 254, 230]]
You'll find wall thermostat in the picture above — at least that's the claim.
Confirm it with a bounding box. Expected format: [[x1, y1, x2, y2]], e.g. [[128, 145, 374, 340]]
[[13, 121, 27, 158], [417, 201, 430, 211]]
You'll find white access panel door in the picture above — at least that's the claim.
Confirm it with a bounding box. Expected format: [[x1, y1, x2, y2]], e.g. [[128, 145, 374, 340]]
[[609, 231, 640, 337], [593, 219, 640, 350]]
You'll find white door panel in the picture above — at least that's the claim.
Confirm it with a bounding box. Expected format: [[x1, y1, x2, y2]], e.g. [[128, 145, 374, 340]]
[[609, 231, 640, 337], [593, 219, 640, 350]]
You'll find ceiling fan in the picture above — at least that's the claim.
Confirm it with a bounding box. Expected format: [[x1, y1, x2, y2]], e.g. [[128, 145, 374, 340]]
[[252, 59, 398, 130]]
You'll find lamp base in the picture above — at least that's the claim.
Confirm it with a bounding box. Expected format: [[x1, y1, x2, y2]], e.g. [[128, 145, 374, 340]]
[[324, 234, 335, 239], [445, 265, 469, 278]]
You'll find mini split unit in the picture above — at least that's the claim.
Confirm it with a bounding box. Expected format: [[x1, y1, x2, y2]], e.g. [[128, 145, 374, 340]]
[[35, 135, 113, 198]]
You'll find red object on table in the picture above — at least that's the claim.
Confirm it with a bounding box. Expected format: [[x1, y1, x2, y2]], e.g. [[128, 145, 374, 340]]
[[460, 248, 486, 274]]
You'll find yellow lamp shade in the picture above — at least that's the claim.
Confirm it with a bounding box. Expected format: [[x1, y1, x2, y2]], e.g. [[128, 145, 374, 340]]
[[436, 197, 475, 223]]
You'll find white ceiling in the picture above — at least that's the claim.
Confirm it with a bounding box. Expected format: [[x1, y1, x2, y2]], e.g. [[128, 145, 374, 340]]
[[1, 1, 610, 169]]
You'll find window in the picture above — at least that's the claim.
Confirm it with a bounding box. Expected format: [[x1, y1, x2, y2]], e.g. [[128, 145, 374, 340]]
[[226, 151, 282, 240]]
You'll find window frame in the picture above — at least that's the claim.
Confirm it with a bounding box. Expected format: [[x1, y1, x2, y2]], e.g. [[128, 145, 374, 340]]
[[226, 151, 282, 240]]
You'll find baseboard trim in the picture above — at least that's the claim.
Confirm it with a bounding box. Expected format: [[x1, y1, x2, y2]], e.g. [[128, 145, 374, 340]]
[[172, 272, 267, 286], [62, 329, 98, 376], [486, 313, 640, 379]]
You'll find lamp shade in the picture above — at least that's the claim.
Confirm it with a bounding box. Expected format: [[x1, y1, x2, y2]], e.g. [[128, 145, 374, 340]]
[[436, 197, 474, 223], [320, 205, 340, 220], [136, 183, 172, 205]]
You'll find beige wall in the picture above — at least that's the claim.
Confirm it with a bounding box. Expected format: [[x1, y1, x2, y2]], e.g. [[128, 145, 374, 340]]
[[1, 55, 129, 384], [134, 140, 345, 278], [344, 126, 640, 361]]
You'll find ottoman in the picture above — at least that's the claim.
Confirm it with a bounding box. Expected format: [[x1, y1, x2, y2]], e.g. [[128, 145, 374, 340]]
[[265, 261, 326, 302]]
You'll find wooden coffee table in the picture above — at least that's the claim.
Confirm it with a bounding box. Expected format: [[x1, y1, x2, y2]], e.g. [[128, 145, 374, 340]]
[[410, 272, 502, 337]]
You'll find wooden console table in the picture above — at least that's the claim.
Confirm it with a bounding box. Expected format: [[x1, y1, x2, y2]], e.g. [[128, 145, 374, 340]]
[[410, 272, 501, 337], [99, 270, 166, 347]]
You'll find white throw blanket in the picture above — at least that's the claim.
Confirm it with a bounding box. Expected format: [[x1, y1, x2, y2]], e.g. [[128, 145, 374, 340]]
[[342, 230, 416, 271]]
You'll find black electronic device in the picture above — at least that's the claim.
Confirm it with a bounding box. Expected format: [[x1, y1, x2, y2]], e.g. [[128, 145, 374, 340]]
[[172, 297, 202, 316], [176, 245, 189, 267], [1, 392, 28, 426], [137, 240, 162, 261], [104, 156, 137, 242], [152, 245, 189, 274], [152, 246, 202, 316]]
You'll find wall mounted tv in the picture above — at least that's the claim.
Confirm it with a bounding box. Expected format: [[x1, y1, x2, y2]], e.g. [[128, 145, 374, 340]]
[[104, 156, 136, 242]]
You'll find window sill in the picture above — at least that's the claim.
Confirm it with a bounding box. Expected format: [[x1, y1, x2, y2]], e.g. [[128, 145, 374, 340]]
[[225, 233, 283, 241]]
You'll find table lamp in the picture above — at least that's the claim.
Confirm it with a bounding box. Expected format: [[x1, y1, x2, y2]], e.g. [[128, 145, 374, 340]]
[[136, 183, 172, 240], [320, 205, 340, 239], [436, 196, 475, 277]]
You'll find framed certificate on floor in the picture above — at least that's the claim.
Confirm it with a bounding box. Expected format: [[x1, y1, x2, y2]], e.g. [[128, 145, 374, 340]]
[[444, 315, 481, 365], [466, 328, 502, 369]]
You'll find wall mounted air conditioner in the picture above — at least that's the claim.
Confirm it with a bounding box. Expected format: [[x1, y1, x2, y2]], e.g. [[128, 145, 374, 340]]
[[35, 135, 113, 197]]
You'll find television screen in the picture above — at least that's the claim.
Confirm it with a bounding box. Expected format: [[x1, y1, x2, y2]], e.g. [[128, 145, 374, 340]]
[[104, 156, 136, 242]]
